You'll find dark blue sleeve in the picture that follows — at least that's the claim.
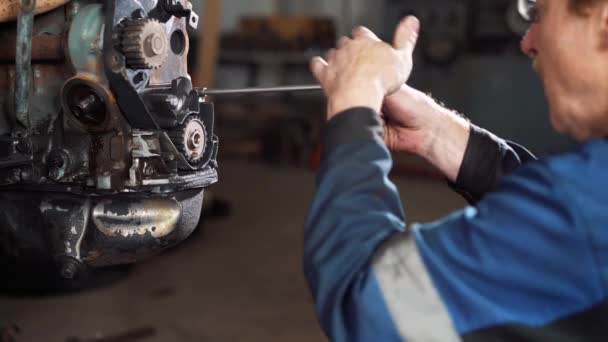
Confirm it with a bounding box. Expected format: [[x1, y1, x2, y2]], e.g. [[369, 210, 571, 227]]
[[415, 160, 605, 335], [304, 108, 603, 341], [303, 108, 406, 341], [450, 125, 537, 203]]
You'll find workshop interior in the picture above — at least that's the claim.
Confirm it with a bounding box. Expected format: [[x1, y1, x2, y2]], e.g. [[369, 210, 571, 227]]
[[0, 0, 573, 341]]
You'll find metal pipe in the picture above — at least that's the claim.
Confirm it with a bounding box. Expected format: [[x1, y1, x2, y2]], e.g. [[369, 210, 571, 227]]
[[198, 85, 322, 96], [15, 0, 36, 131]]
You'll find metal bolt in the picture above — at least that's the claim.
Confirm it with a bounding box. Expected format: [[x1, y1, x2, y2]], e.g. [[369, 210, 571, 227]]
[[48, 152, 67, 181], [61, 262, 78, 279], [68, 86, 107, 126], [49, 168, 63, 181], [151, 35, 164, 55], [188, 131, 202, 150], [12, 169, 22, 182], [72, 94, 98, 118], [20, 169, 31, 181], [15, 140, 29, 154], [165, 95, 181, 110], [133, 9, 146, 19]]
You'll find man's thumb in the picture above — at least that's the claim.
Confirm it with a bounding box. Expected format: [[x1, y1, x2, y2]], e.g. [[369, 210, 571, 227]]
[[310, 57, 328, 83], [393, 16, 420, 54]]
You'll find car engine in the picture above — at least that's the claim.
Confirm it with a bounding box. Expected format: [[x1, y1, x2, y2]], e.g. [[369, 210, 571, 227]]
[[0, 0, 219, 279]]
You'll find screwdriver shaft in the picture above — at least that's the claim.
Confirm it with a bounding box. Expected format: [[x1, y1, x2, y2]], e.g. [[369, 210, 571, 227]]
[[198, 85, 322, 96]]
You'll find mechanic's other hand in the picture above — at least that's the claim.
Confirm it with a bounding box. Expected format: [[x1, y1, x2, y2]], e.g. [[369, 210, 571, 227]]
[[382, 85, 432, 154], [311, 16, 420, 119], [382, 85, 471, 182]]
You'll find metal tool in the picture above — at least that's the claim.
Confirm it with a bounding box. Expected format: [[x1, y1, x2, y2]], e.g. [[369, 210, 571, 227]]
[[198, 85, 322, 96]]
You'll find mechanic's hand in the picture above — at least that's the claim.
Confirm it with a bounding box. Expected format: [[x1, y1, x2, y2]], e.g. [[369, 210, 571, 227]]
[[382, 85, 440, 155], [383, 85, 471, 182], [311, 16, 420, 120]]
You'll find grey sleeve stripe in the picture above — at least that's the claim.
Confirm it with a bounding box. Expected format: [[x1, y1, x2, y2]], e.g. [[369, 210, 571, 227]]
[[372, 231, 461, 342]]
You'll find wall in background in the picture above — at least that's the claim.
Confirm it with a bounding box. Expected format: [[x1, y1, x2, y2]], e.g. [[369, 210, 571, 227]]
[[191, 0, 384, 35], [191, 0, 573, 154]]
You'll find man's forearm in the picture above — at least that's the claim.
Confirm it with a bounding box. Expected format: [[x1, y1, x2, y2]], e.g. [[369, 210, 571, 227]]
[[386, 87, 471, 182], [387, 88, 536, 202], [419, 101, 470, 182]]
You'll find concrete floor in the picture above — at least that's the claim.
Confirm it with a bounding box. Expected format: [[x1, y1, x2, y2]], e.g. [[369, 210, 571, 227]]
[[0, 160, 465, 342]]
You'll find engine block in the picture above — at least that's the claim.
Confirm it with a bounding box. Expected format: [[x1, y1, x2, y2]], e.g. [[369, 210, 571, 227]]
[[0, 0, 218, 277]]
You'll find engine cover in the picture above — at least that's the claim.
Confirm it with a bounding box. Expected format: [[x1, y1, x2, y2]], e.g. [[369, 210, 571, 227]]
[[0, 0, 218, 277]]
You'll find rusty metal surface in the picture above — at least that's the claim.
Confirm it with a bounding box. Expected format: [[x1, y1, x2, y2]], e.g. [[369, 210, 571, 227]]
[[0, 35, 63, 62], [0, 0, 70, 23]]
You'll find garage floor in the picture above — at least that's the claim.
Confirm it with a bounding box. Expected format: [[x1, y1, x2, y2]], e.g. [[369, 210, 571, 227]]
[[0, 160, 465, 342]]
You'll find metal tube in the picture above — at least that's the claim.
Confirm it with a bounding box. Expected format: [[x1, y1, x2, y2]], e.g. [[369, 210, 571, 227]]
[[198, 85, 322, 96], [15, 0, 36, 131]]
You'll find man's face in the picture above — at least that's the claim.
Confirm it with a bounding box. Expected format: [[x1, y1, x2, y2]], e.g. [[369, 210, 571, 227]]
[[520, 0, 608, 140]]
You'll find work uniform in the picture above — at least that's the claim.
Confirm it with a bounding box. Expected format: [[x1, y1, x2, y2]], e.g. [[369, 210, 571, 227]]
[[304, 107, 608, 341]]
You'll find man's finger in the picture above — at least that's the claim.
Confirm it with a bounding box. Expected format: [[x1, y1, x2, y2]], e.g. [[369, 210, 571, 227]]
[[326, 48, 337, 62], [352, 26, 379, 41], [394, 16, 420, 54], [337, 36, 351, 48], [310, 57, 328, 83]]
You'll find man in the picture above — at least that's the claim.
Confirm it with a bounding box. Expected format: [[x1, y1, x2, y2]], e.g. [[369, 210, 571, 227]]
[[304, 0, 608, 341]]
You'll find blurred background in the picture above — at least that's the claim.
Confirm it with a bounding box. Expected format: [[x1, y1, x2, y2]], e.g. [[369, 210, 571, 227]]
[[0, 0, 574, 341]]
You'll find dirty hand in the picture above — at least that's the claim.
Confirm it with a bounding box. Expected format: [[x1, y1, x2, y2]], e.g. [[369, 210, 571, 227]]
[[311, 16, 420, 119]]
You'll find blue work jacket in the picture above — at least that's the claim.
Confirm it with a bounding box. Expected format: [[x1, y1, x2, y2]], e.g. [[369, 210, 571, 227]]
[[304, 107, 608, 341]]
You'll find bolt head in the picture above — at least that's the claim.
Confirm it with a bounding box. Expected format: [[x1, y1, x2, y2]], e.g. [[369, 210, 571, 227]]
[[61, 263, 78, 279], [20, 169, 31, 181], [49, 168, 62, 181]]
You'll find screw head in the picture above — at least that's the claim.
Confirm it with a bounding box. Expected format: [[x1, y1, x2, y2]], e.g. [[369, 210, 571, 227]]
[[61, 262, 78, 279]]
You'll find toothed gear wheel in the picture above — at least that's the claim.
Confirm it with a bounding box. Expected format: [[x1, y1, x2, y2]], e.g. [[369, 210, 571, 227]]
[[121, 18, 169, 69], [169, 116, 207, 164]]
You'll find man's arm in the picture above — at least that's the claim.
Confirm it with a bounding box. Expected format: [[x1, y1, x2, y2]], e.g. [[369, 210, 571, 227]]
[[449, 125, 536, 203], [304, 107, 603, 341], [304, 107, 459, 341], [383, 86, 537, 203]]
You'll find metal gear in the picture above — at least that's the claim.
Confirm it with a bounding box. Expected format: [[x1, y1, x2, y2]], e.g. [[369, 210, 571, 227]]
[[169, 116, 207, 164], [121, 18, 169, 69]]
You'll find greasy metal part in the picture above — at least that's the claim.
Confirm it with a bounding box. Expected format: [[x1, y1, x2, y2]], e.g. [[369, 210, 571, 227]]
[[92, 198, 181, 239], [15, 0, 36, 130], [0, 0, 69, 23], [0, 188, 205, 267], [0, 1, 219, 272], [67, 3, 104, 75], [159, 0, 199, 30], [0, 35, 64, 63], [61, 76, 112, 132], [169, 116, 207, 163], [199, 84, 323, 96], [121, 18, 169, 70], [40, 197, 90, 263], [102, 1, 158, 130]]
